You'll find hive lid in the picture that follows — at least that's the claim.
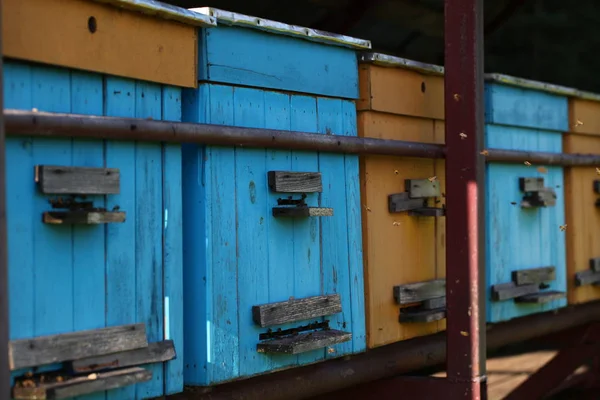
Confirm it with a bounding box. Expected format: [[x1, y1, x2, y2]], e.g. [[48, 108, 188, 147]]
[[91, 0, 217, 27], [359, 52, 444, 76], [190, 7, 372, 50]]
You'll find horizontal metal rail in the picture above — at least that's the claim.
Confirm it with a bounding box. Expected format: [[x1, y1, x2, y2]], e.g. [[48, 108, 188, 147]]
[[5, 110, 600, 166]]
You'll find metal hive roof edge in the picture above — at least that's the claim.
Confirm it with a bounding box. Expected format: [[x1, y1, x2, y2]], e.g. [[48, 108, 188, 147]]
[[90, 0, 217, 27], [359, 52, 444, 76], [190, 7, 372, 50]]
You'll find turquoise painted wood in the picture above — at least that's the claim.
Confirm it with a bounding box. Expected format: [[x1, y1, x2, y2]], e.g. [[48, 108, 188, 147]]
[[4, 59, 184, 399], [197, 26, 359, 99], [181, 82, 365, 385], [485, 82, 568, 323]]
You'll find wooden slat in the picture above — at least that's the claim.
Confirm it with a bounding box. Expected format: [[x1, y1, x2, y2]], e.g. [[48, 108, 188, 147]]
[[388, 192, 425, 213], [267, 171, 322, 193], [519, 177, 544, 192], [406, 178, 441, 198], [512, 267, 556, 286], [408, 207, 445, 217], [256, 330, 352, 355], [422, 296, 446, 310], [69, 340, 175, 373], [399, 308, 446, 323], [590, 258, 600, 273], [2, 0, 199, 88], [514, 291, 566, 304], [36, 165, 120, 195], [491, 282, 539, 302], [43, 211, 126, 225], [252, 294, 342, 328], [393, 279, 446, 305], [272, 207, 333, 218], [13, 367, 152, 400], [9, 324, 147, 370], [575, 270, 600, 287]]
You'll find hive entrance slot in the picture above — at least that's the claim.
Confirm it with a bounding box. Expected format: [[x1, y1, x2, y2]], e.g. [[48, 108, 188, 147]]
[[492, 266, 565, 302], [259, 321, 331, 341], [393, 279, 447, 323], [574, 257, 600, 287], [388, 178, 445, 216], [519, 177, 557, 208]]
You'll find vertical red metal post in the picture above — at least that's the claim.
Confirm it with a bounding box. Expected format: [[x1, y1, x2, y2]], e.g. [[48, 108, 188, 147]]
[[444, 0, 487, 398]]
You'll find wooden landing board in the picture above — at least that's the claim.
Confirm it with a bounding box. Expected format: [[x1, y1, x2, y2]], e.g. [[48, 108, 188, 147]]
[[9, 324, 147, 370], [256, 330, 351, 355], [272, 207, 333, 218], [43, 211, 126, 225], [393, 279, 446, 305], [512, 266, 556, 286], [514, 291, 566, 304], [36, 165, 120, 195], [252, 294, 342, 328], [268, 171, 322, 193]]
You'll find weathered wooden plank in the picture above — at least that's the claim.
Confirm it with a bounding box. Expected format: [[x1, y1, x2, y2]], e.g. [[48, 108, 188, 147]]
[[256, 330, 352, 355], [272, 207, 333, 218], [393, 279, 446, 305], [69, 340, 176, 374], [252, 294, 342, 328], [408, 207, 445, 217], [36, 165, 120, 195], [575, 270, 600, 287], [42, 211, 126, 225], [519, 177, 544, 192], [491, 282, 539, 302], [388, 192, 425, 213], [422, 296, 446, 310], [406, 179, 441, 199], [399, 307, 446, 323], [13, 367, 152, 399], [590, 258, 600, 273], [267, 171, 322, 193], [9, 324, 147, 370], [514, 291, 566, 304], [512, 266, 556, 286]]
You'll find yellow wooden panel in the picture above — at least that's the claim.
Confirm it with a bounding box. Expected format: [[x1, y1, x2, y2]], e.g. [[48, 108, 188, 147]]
[[359, 112, 446, 348], [569, 99, 600, 136], [2, 0, 198, 88], [357, 65, 372, 111], [433, 120, 446, 332], [563, 133, 600, 304], [357, 64, 445, 120]]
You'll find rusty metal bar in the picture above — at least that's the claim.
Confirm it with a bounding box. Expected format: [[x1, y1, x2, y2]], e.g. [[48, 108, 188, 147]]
[[0, 1, 9, 398], [485, 149, 600, 166], [3, 110, 444, 159], [444, 0, 486, 397], [166, 301, 600, 400]]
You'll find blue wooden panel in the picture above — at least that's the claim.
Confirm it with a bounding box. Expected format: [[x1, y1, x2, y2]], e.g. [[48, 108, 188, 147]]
[[4, 60, 184, 399], [485, 83, 569, 132], [198, 27, 359, 99], [181, 83, 365, 385], [485, 124, 567, 323]]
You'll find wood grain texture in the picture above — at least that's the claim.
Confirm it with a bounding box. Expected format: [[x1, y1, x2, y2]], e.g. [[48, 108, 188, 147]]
[[256, 330, 351, 355], [252, 294, 342, 328], [574, 270, 600, 287], [36, 165, 119, 194], [491, 282, 540, 302], [563, 130, 600, 304], [70, 340, 176, 373], [393, 279, 446, 305], [422, 296, 446, 310], [399, 308, 446, 323], [272, 207, 333, 218], [388, 192, 425, 213], [9, 324, 147, 370], [13, 367, 152, 399], [2, 0, 198, 88], [512, 266, 556, 285], [42, 211, 126, 225], [514, 291, 566, 304], [406, 178, 441, 198], [569, 98, 600, 136], [267, 171, 322, 193]]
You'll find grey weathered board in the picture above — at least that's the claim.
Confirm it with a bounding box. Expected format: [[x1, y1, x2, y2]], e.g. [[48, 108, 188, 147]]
[[69, 340, 176, 373], [36, 165, 120, 195], [575, 270, 600, 287], [252, 294, 342, 328], [514, 291, 566, 304], [267, 171, 322, 193], [519, 177, 544, 192], [272, 207, 333, 218], [491, 282, 539, 301], [422, 296, 446, 310], [12, 367, 152, 399], [406, 179, 441, 199], [409, 207, 445, 217], [393, 279, 446, 305], [256, 330, 351, 354], [399, 307, 446, 323], [388, 192, 424, 213], [512, 266, 556, 285], [43, 211, 126, 225], [590, 258, 600, 273], [9, 324, 147, 370]]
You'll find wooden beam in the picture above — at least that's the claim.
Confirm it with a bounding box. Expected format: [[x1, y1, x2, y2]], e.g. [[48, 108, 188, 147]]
[[36, 165, 120, 195], [253, 294, 342, 328], [268, 171, 322, 193], [393, 279, 446, 305]]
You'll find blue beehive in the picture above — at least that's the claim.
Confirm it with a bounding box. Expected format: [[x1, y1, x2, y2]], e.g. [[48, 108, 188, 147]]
[[181, 8, 370, 386], [3, 0, 215, 398], [485, 74, 568, 323]]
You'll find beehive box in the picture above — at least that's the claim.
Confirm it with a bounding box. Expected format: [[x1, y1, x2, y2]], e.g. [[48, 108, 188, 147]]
[[357, 53, 447, 348], [181, 9, 370, 386], [564, 94, 600, 304], [485, 74, 568, 323], [3, 0, 214, 398]]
